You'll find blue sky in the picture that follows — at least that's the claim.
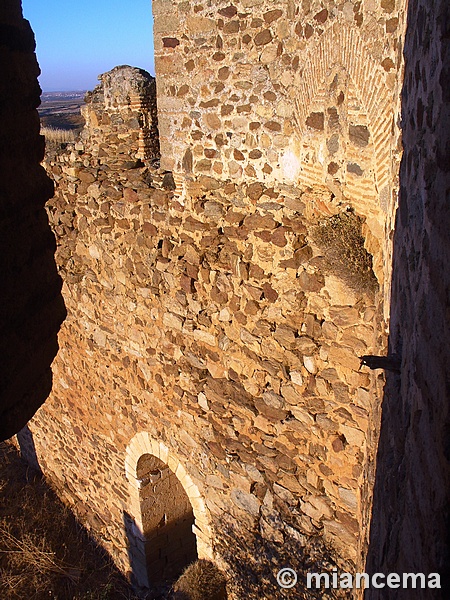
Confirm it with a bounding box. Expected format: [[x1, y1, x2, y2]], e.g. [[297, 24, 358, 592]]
[[21, 0, 155, 92]]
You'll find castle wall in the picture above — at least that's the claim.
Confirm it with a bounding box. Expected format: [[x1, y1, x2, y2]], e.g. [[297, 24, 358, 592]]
[[1, 0, 447, 596], [0, 0, 65, 440], [25, 57, 389, 596], [81, 65, 160, 163], [153, 0, 406, 290], [365, 0, 450, 596]]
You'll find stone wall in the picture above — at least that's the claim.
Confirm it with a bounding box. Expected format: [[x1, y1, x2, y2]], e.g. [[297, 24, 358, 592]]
[[0, 0, 65, 440], [25, 60, 387, 598], [365, 0, 450, 597], [153, 0, 406, 291], [2, 0, 448, 596]]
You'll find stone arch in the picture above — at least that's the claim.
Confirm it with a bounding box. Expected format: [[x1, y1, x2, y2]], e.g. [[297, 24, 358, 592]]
[[124, 432, 213, 588], [294, 22, 393, 199]]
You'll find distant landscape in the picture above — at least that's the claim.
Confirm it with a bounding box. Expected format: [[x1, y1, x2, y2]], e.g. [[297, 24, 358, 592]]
[[39, 91, 86, 131]]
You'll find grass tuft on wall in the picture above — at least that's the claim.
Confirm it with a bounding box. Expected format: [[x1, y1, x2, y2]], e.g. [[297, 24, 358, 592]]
[[312, 210, 378, 295]]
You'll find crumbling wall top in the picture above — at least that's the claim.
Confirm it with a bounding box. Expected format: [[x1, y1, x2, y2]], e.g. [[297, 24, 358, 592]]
[[81, 65, 160, 162], [85, 65, 156, 110]]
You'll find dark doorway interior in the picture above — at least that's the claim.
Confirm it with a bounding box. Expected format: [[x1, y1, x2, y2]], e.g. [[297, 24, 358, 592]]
[[136, 454, 198, 584]]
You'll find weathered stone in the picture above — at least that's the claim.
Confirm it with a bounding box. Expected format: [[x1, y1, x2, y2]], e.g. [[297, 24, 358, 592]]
[[314, 9, 329, 23], [338, 487, 358, 511], [279, 473, 304, 495], [261, 283, 278, 302], [223, 20, 240, 34], [254, 398, 288, 421], [264, 9, 283, 23], [163, 37, 180, 48], [328, 307, 360, 327], [261, 390, 285, 409], [264, 120, 282, 132], [298, 271, 324, 292], [186, 17, 215, 34], [380, 0, 395, 12], [295, 337, 317, 354], [231, 489, 261, 516], [305, 112, 324, 130], [254, 29, 273, 46], [303, 356, 317, 374], [205, 113, 221, 130], [260, 516, 284, 543], [246, 183, 265, 201], [340, 424, 365, 447], [271, 227, 287, 246], [348, 124, 370, 147], [323, 520, 357, 556], [218, 5, 238, 18], [386, 17, 399, 32]]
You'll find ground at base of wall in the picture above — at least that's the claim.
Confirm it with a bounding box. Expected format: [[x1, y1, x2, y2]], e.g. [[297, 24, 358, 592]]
[[0, 441, 141, 600]]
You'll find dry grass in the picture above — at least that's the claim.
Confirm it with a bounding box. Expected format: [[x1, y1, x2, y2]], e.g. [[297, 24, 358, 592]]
[[0, 441, 139, 600], [312, 210, 378, 295], [172, 560, 227, 600], [0, 526, 80, 595], [41, 127, 77, 143]]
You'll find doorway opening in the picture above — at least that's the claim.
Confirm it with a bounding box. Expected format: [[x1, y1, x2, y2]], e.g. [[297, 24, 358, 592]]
[[136, 453, 198, 584]]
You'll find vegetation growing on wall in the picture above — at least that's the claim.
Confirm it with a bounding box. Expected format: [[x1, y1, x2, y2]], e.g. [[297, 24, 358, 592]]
[[313, 210, 378, 295]]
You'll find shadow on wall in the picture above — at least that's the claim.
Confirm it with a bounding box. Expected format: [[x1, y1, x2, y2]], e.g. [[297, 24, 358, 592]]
[[365, 0, 450, 598], [2, 437, 139, 599], [0, 2, 66, 441], [16, 425, 42, 476], [124, 508, 228, 600], [124, 511, 149, 592], [123, 510, 198, 596]]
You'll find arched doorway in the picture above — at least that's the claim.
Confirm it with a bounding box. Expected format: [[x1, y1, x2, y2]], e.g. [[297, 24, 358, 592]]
[[124, 433, 213, 589], [136, 453, 197, 583]]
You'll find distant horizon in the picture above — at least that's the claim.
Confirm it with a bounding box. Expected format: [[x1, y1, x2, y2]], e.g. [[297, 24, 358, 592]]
[[22, 1, 155, 93], [41, 90, 87, 94]]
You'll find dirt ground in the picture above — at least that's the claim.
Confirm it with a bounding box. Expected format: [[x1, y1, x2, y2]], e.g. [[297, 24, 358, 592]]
[[0, 440, 139, 600]]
